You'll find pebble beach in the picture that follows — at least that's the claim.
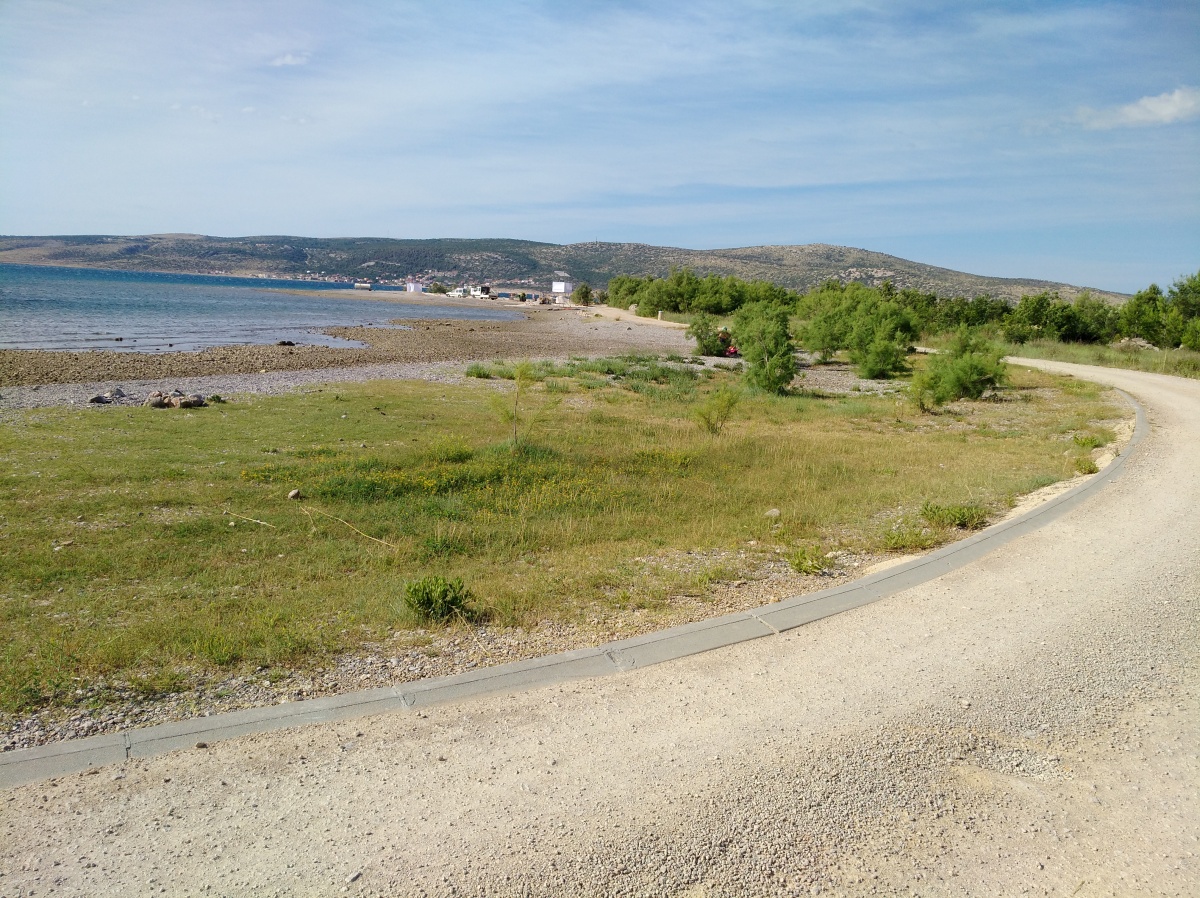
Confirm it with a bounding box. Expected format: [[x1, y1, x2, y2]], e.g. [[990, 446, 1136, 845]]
[[0, 303, 692, 404]]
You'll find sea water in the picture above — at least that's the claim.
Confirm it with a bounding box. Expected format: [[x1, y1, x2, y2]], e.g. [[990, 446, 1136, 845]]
[[0, 263, 521, 352]]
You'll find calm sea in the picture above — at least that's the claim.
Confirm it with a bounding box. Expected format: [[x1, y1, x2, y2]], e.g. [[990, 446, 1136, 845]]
[[0, 264, 521, 352]]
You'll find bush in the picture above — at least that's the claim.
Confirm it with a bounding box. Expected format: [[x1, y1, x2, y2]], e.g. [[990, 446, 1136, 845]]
[[1002, 321, 1033, 345], [734, 303, 796, 394], [1182, 319, 1200, 352], [853, 334, 909, 379], [403, 576, 472, 621], [571, 282, 593, 306], [912, 329, 1007, 410], [846, 300, 918, 379], [692, 384, 741, 436], [686, 312, 725, 356]]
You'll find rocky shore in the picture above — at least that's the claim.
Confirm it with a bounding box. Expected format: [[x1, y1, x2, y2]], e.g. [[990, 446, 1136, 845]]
[[0, 305, 691, 392]]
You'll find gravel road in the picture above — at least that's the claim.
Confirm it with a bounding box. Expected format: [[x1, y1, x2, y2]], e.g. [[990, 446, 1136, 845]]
[[2, 359, 1197, 897]]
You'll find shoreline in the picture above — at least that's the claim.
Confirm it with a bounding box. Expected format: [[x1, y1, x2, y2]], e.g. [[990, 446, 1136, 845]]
[[0, 306, 692, 401]]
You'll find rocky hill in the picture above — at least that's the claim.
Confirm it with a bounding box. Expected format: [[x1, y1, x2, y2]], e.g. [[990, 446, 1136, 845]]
[[0, 234, 1125, 302]]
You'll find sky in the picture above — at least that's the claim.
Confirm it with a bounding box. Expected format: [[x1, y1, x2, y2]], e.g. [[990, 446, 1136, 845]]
[[1, 0, 1197, 293]]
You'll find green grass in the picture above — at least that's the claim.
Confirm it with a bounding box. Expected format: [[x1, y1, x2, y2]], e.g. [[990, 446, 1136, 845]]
[[0, 360, 1125, 713], [1002, 339, 1200, 380]]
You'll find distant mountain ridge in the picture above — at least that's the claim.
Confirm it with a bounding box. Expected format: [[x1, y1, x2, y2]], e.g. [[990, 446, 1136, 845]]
[[0, 234, 1126, 303]]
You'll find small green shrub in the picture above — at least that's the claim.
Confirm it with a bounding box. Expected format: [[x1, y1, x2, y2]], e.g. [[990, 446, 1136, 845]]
[[912, 329, 1008, 410], [686, 312, 725, 356], [853, 334, 910, 379], [787, 545, 828, 575], [734, 303, 796, 394], [920, 501, 989, 530], [403, 576, 473, 621], [1074, 457, 1100, 475], [692, 385, 742, 436], [1071, 432, 1108, 450]]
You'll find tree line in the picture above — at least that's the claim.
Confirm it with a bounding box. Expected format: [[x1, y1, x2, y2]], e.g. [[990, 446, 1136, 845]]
[[607, 267, 1200, 352], [606, 266, 1200, 404]]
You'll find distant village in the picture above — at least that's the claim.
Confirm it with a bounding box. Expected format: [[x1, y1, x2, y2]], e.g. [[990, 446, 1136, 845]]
[[345, 274, 582, 304]]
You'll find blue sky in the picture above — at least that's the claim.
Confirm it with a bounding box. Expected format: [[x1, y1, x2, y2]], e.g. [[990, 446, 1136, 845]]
[[1, 0, 1196, 293]]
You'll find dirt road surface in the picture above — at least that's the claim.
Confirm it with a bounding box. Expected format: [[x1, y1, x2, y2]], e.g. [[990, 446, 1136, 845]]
[[2, 359, 1197, 897]]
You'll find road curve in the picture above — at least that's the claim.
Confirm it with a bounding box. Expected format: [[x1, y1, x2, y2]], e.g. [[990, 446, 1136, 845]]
[[2, 360, 1197, 897]]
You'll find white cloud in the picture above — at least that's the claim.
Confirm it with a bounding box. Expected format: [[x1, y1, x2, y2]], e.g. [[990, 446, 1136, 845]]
[[270, 53, 309, 67], [1076, 86, 1200, 130]]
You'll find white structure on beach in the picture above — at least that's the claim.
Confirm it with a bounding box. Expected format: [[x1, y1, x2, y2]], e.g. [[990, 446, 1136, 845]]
[[552, 280, 574, 295], [405, 280, 424, 293]]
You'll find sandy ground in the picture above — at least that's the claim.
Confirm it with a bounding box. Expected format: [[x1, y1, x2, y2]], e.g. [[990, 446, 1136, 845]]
[[1, 360, 1196, 896]]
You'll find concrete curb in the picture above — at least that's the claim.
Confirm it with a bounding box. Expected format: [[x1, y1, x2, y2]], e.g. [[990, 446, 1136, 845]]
[[0, 387, 1148, 789]]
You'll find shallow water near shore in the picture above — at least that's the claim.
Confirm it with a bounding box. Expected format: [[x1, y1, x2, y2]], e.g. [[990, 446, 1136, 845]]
[[0, 263, 521, 352]]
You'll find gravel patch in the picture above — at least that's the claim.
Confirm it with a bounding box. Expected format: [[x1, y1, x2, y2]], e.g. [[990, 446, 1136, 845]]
[[0, 360, 472, 412]]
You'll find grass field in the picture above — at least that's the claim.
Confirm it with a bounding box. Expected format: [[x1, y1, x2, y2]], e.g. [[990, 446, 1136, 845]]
[[1002, 339, 1200, 380], [0, 356, 1124, 714]]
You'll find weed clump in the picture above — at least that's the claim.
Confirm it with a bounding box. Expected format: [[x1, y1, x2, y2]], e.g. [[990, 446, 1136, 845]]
[[787, 545, 828, 575], [1071, 432, 1109, 450], [403, 576, 473, 622], [920, 501, 989, 530], [465, 362, 492, 379]]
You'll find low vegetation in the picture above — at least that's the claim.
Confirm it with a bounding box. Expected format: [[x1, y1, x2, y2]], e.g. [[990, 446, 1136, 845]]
[[0, 359, 1124, 714], [403, 576, 474, 622]]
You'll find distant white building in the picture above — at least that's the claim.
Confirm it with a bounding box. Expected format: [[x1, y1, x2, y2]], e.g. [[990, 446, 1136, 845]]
[[552, 280, 574, 295], [405, 280, 424, 293]]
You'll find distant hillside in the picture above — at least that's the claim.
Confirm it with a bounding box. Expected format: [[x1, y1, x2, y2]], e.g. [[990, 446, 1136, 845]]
[[0, 234, 1126, 303]]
